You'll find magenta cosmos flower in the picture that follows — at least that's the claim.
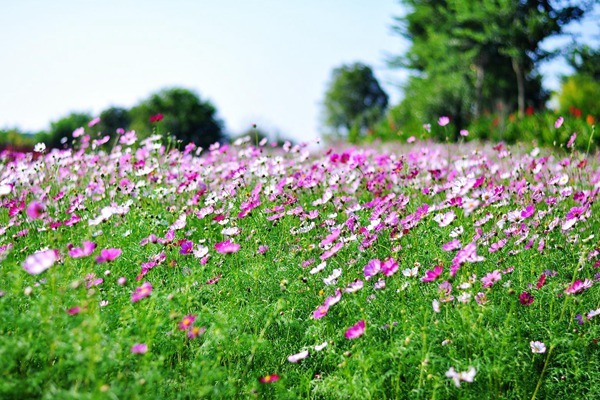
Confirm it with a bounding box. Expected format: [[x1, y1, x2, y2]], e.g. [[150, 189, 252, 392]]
[[421, 265, 443, 283], [26, 201, 45, 219], [259, 374, 280, 383], [178, 314, 196, 330], [68, 241, 96, 258], [214, 240, 240, 254], [131, 282, 152, 302], [96, 248, 122, 263], [519, 291, 534, 305], [438, 116, 450, 126], [345, 320, 365, 339], [131, 343, 148, 354]]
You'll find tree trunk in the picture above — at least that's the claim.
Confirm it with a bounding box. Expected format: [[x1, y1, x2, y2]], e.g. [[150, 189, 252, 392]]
[[474, 63, 485, 118], [512, 57, 525, 117]]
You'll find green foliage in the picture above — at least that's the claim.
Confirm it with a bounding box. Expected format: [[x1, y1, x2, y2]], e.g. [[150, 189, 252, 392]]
[[322, 63, 388, 142], [390, 0, 590, 132], [98, 106, 131, 135], [42, 112, 92, 149], [557, 74, 600, 120], [129, 87, 224, 149], [0, 128, 36, 151], [567, 43, 600, 80]]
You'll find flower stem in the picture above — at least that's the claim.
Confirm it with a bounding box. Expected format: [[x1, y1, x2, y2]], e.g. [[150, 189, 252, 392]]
[[530, 344, 554, 400]]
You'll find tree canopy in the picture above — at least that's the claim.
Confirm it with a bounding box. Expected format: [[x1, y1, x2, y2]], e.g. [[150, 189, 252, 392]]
[[391, 0, 593, 132], [323, 63, 389, 142], [129, 87, 225, 149]]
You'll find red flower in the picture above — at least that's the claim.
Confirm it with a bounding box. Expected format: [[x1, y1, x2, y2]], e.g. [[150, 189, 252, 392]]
[[519, 291, 534, 305], [259, 374, 280, 383], [150, 113, 164, 123]]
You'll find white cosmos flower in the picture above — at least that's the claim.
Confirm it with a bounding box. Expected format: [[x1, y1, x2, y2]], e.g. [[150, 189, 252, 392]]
[[530, 341, 546, 354]]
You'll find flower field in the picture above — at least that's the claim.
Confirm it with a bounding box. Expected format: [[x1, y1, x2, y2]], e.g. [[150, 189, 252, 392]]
[[1, 128, 600, 399]]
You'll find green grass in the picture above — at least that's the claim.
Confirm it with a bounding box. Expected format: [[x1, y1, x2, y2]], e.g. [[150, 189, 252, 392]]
[[1, 135, 599, 399]]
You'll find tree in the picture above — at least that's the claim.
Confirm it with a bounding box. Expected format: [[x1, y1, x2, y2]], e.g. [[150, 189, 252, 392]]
[[98, 106, 131, 135], [391, 0, 592, 125], [567, 44, 600, 80], [558, 44, 600, 118], [323, 63, 388, 142], [43, 112, 92, 149], [129, 87, 224, 149]]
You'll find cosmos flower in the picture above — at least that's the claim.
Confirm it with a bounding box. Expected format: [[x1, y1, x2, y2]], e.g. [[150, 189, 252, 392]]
[[259, 374, 280, 383], [345, 320, 365, 339], [554, 116, 564, 128], [446, 366, 476, 387], [530, 341, 546, 354], [438, 116, 450, 126], [131, 343, 148, 354], [149, 113, 163, 123], [214, 240, 240, 254], [96, 248, 122, 263], [68, 241, 96, 258], [421, 265, 443, 283], [131, 282, 152, 302], [23, 249, 57, 275], [519, 291, 534, 305], [287, 350, 309, 363]]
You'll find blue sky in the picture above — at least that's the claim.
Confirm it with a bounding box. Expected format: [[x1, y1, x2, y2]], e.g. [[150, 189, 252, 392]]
[[1, 1, 598, 143]]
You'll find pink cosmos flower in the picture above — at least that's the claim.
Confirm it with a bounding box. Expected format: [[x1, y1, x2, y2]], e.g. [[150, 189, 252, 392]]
[[554, 116, 564, 128], [26, 201, 44, 219], [67, 306, 81, 315], [313, 305, 329, 319], [96, 248, 122, 263], [88, 117, 101, 127], [459, 129, 469, 136], [381, 258, 399, 276], [68, 241, 96, 258], [287, 350, 310, 363], [214, 240, 240, 254], [188, 326, 206, 339], [481, 270, 502, 288], [23, 249, 57, 275], [206, 274, 221, 284], [567, 132, 577, 148], [344, 279, 364, 293], [320, 242, 343, 260], [442, 239, 461, 251], [178, 314, 196, 330], [488, 239, 507, 253], [324, 289, 342, 306], [565, 279, 593, 295], [320, 229, 340, 247], [521, 205, 535, 219], [131, 343, 148, 354], [421, 264, 443, 282], [131, 282, 152, 302], [364, 259, 382, 280], [438, 116, 450, 126], [345, 320, 365, 339]]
